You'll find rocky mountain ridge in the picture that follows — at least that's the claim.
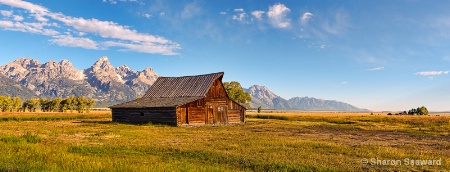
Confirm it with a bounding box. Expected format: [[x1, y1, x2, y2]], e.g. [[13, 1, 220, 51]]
[[0, 56, 158, 102], [245, 85, 368, 111]]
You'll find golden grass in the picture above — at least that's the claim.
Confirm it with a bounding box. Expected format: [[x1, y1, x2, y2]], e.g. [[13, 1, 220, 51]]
[[0, 111, 448, 171]]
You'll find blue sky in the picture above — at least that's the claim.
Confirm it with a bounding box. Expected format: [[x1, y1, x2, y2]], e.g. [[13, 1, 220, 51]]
[[0, 0, 449, 111]]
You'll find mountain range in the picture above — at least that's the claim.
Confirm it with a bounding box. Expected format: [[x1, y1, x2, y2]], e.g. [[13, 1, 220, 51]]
[[0, 57, 157, 104], [246, 85, 368, 111], [0, 57, 367, 111]]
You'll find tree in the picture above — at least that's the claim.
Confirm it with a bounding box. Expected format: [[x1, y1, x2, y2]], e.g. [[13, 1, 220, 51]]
[[86, 98, 96, 113], [66, 96, 75, 113], [51, 98, 63, 112], [406, 106, 428, 115], [419, 106, 428, 116], [257, 106, 262, 113], [75, 96, 87, 113], [0, 96, 12, 112], [60, 99, 68, 112], [22, 101, 28, 112], [11, 97, 22, 112], [223, 81, 251, 109], [39, 98, 51, 112], [28, 98, 40, 112]]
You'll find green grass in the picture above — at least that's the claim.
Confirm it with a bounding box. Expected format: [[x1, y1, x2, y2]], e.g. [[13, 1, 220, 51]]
[[0, 132, 42, 144], [0, 112, 448, 171], [0, 115, 107, 122]]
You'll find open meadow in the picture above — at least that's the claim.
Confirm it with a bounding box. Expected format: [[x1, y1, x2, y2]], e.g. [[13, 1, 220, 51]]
[[0, 111, 449, 171]]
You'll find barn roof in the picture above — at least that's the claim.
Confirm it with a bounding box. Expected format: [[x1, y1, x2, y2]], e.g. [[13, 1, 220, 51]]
[[110, 97, 203, 108], [110, 72, 224, 109], [143, 72, 224, 98]]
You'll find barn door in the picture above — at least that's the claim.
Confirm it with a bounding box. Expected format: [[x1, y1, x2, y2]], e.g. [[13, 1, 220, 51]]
[[217, 106, 228, 124], [221, 106, 228, 124], [213, 105, 219, 124], [206, 106, 213, 124], [180, 107, 187, 124]]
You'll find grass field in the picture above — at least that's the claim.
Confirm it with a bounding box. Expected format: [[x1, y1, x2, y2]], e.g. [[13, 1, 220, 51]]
[[0, 111, 449, 171]]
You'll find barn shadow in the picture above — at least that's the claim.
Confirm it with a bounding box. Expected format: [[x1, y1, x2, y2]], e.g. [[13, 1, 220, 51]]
[[72, 120, 113, 124], [73, 120, 172, 127]]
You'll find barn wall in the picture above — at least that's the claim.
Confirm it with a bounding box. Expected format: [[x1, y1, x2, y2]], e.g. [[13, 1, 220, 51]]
[[227, 100, 245, 123], [112, 107, 178, 126]]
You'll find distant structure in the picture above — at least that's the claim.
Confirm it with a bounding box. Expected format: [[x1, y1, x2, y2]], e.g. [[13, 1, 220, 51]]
[[110, 72, 246, 126]]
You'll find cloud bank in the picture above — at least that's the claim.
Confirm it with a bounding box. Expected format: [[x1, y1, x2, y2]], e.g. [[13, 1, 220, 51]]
[[0, 0, 179, 55]]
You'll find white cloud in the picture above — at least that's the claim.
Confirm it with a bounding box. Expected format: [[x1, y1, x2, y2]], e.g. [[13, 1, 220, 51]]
[[232, 8, 246, 22], [0, 0, 48, 13], [103, 41, 179, 55], [13, 15, 23, 21], [340, 81, 348, 85], [0, 0, 180, 55], [142, 13, 152, 19], [0, 10, 12, 17], [50, 15, 174, 45], [103, 0, 117, 4], [103, 0, 141, 5], [31, 13, 48, 22], [301, 12, 313, 24], [251, 10, 264, 20], [0, 20, 13, 27], [234, 8, 244, 13], [159, 12, 165, 16], [0, 20, 58, 35], [50, 35, 98, 49], [267, 3, 291, 28], [369, 66, 384, 71], [220, 11, 226, 15], [233, 13, 246, 22], [416, 71, 449, 76]]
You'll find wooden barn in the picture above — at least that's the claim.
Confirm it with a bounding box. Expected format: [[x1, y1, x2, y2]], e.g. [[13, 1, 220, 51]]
[[110, 72, 246, 126]]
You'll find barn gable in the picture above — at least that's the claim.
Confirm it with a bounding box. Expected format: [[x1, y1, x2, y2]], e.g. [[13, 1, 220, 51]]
[[110, 72, 246, 126]]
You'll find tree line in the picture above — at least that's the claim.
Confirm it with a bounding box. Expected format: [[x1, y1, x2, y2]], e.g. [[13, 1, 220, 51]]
[[407, 106, 429, 116], [0, 96, 96, 113]]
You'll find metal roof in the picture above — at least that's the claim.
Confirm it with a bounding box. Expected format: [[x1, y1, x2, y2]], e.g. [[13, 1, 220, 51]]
[[143, 72, 223, 98], [109, 97, 203, 108], [110, 72, 224, 108]]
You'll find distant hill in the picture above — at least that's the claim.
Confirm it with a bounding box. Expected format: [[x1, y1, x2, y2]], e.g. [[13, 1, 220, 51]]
[[245, 85, 368, 111]]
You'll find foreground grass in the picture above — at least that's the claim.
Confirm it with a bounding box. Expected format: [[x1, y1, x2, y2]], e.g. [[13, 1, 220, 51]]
[[0, 112, 448, 171]]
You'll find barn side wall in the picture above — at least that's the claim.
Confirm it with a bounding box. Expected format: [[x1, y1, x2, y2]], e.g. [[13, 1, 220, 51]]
[[112, 107, 178, 126], [227, 100, 245, 124]]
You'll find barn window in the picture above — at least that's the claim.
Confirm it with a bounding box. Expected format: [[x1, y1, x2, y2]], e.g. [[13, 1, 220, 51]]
[[197, 99, 203, 107]]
